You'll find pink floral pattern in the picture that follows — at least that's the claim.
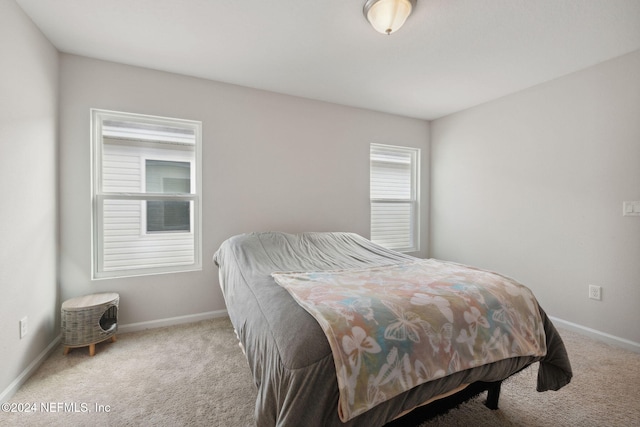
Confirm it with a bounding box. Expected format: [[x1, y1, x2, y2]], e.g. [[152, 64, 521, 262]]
[[272, 259, 547, 421]]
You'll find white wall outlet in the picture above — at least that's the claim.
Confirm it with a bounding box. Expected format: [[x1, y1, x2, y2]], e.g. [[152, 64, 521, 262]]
[[20, 316, 28, 338], [623, 201, 640, 216], [588, 285, 602, 301]]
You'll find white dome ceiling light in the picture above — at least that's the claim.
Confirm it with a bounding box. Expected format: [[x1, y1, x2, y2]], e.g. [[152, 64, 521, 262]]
[[363, 0, 417, 35]]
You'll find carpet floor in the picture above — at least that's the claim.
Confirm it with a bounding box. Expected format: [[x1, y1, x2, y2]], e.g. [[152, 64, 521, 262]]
[[4, 317, 639, 426]]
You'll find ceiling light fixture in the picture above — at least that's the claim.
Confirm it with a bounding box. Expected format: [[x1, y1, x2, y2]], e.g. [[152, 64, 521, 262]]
[[363, 0, 416, 35]]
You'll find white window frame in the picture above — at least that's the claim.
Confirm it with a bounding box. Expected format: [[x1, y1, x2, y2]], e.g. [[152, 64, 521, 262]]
[[91, 109, 202, 279], [370, 143, 420, 253]]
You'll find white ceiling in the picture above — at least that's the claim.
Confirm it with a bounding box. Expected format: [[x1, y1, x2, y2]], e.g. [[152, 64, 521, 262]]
[[16, 0, 640, 120]]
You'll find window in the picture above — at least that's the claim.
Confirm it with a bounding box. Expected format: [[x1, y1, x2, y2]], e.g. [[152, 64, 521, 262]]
[[145, 160, 191, 233], [370, 143, 419, 252], [91, 109, 202, 279]]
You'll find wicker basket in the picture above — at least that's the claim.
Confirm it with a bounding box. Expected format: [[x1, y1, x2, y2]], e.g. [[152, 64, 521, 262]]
[[61, 293, 119, 348]]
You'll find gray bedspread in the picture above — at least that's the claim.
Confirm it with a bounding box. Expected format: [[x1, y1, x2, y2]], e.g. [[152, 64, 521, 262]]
[[213, 232, 572, 427]]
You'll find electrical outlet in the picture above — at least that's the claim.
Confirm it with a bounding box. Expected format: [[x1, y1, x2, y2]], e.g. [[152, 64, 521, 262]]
[[623, 201, 640, 216], [588, 285, 602, 301], [20, 316, 28, 338]]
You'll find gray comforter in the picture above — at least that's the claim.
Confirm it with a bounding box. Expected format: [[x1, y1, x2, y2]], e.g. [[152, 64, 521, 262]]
[[213, 232, 572, 427]]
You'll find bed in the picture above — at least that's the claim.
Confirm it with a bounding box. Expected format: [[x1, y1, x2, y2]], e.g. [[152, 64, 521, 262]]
[[213, 231, 572, 426]]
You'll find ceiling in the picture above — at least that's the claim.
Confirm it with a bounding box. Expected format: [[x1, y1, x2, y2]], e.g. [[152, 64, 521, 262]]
[[16, 0, 640, 120]]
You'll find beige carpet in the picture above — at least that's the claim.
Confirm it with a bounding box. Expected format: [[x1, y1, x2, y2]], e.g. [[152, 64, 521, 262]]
[[4, 317, 640, 426]]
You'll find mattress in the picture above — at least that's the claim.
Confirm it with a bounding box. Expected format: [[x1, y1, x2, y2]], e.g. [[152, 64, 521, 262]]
[[213, 231, 572, 427]]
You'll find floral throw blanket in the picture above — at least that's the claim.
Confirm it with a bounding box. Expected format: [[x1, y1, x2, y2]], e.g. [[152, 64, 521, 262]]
[[272, 259, 547, 421]]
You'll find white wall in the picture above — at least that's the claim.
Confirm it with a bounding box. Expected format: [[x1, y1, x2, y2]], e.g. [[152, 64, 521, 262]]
[[431, 50, 640, 345], [0, 0, 59, 399], [59, 54, 430, 326]]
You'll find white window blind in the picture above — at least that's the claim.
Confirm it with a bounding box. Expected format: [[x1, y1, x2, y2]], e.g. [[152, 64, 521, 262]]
[[92, 109, 202, 279], [370, 144, 419, 252]]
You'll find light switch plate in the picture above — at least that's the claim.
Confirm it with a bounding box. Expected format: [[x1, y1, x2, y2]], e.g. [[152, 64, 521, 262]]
[[623, 201, 640, 216], [20, 316, 28, 338]]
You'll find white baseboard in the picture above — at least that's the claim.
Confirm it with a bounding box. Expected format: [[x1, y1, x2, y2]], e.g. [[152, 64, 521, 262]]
[[0, 334, 61, 403], [1, 310, 229, 403], [549, 316, 640, 353], [117, 309, 228, 334], [3, 311, 637, 406]]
